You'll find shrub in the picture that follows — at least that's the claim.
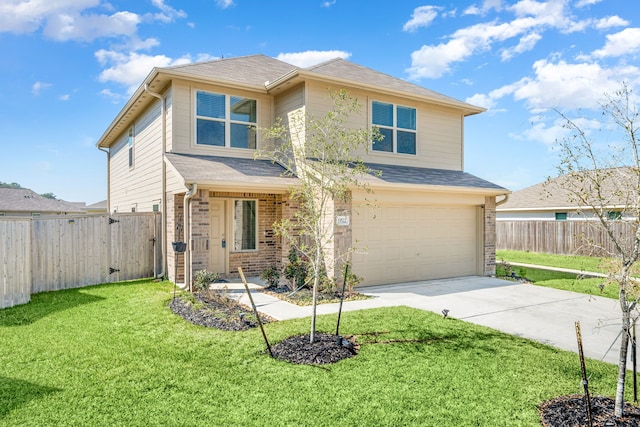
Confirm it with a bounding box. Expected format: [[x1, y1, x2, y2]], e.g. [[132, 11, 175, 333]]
[[260, 266, 281, 288], [193, 269, 220, 292], [283, 248, 309, 290]]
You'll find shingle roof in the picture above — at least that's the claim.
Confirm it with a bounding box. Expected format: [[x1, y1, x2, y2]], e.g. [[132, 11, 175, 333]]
[[165, 54, 298, 88], [165, 154, 505, 193], [363, 162, 507, 191], [0, 188, 87, 213], [165, 153, 299, 187], [306, 58, 479, 111], [497, 167, 637, 211]]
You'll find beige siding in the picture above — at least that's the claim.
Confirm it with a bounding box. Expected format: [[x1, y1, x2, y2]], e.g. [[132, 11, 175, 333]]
[[165, 87, 174, 152], [110, 98, 163, 213], [170, 79, 274, 157], [303, 82, 464, 171]]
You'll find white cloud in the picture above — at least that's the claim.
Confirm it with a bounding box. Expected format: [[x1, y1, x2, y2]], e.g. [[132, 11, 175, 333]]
[[594, 16, 629, 30], [0, 0, 185, 42], [575, 0, 601, 7], [32, 81, 52, 95], [321, 0, 337, 7], [44, 11, 140, 42], [407, 0, 596, 79], [591, 28, 640, 58], [215, 0, 234, 9], [276, 50, 351, 68], [96, 50, 216, 94], [149, 0, 186, 23], [464, 0, 503, 16], [59, 94, 71, 101], [501, 32, 541, 61], [99, 88, 127, 104], [403, 6, 441, 32]]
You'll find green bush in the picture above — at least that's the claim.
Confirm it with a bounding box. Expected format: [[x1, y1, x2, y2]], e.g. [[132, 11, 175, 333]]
[[283, 248, 309, 290], [260, 266, 281, 287], [193, 269, 220, 291]]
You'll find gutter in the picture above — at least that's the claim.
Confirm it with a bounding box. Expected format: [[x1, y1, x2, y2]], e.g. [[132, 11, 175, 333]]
[[144, 84, 167, 279], [183, 183, 197, 292]]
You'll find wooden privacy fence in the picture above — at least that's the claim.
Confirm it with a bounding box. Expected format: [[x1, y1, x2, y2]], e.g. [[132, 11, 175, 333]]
[[497, 220, 637, 256], [1, 213, 161, 309]]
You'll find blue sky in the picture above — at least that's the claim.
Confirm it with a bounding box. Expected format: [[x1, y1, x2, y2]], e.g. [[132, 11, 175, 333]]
[[0, 0, 638, 204]]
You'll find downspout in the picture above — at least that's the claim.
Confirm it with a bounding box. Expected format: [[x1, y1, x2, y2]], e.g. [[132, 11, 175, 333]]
[[98, 147, 110, 212], [496, 194, 509, 206], [144, 84, 167, 279], [184, 183, 197, 292]]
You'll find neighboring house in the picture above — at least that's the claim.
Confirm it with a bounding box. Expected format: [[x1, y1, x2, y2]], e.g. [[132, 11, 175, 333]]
[[497, 167, 635, 221], [0, 188, 86, 217], [96, 54, 508, 287], [84, 200, 108, 214]]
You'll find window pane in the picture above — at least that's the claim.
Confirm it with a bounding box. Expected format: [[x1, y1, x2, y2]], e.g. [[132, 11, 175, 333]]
[[230, 96, 257, 123], [397, 106, 416, 130], [397, 131, 416, 154], [197, 119, 225, 146], [555, 212, 567, 221], [372, 101, 393, 126], [373, 127, 393, 152], [197, 91, 225, 119], [233, 200, 256, 250], [230, 123, 256, 149]]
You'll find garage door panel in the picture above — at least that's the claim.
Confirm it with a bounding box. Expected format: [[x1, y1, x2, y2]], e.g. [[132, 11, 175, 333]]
[[353, 203, 478, 286]]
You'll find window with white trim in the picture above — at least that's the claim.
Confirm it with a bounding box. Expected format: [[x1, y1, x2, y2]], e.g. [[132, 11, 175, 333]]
[[128, 126, 135, 168], [196, 91, 257, 149], [233, 200, 257, 251], [371, 101, 417, 155]]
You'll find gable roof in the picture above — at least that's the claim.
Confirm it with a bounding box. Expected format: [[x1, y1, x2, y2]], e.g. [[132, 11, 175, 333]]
[[0, 188, 86, 213], [497, 167, 638, 211], [97, 54, 484, 149]]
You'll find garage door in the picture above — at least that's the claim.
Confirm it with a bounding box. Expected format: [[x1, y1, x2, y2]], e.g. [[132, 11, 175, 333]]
[[352, 204, 479, 286]]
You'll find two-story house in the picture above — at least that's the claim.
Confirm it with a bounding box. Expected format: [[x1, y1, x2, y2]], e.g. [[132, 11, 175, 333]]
[[96, 55, 507, 287]]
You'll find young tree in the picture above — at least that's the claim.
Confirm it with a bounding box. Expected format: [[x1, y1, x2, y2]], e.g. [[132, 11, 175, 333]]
[[258, 89, 380, 343], [552, 83, 640, 417]]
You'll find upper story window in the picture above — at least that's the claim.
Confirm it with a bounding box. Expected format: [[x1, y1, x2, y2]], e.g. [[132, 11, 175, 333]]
[[128, 126, 135, 168], [371, 101, 417, 155], [196, 91, 257, 149], [555, 212, 567, 221]]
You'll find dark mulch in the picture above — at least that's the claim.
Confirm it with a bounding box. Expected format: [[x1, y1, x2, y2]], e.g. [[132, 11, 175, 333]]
[[264, 286, 369, 306], [540, 395, 640, 426], [271, 332, 359, 365], [169, 291, 274, 331]]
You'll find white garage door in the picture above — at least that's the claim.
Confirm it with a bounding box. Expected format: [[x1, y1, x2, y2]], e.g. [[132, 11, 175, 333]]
[[352, 204, 479, 286]]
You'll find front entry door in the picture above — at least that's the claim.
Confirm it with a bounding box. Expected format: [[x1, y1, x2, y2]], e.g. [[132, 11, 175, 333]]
[[210, 199, 226, 274]]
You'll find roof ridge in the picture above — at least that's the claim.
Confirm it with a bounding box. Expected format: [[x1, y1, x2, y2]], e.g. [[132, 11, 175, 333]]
[[162, 53, 271, 71]]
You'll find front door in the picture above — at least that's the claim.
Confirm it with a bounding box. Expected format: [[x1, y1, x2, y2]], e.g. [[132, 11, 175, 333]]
[[209, 199, 226, 274]]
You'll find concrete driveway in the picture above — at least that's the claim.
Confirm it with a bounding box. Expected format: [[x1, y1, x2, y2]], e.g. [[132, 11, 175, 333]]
[[237, 276, 628, 366]]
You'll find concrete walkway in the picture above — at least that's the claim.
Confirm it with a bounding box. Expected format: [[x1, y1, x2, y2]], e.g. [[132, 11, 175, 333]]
[[219, 276, 628, 366]]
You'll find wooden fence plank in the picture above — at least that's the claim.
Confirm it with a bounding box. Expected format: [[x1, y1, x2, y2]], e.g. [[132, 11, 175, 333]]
[[0, 213, 161, 309], [497, 220, 636, 256]]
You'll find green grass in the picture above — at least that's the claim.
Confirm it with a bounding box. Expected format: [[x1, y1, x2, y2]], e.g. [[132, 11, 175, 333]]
[[497, 250, 609, 273], [496, 262, 619, 299], [0, 279, 633, 426]]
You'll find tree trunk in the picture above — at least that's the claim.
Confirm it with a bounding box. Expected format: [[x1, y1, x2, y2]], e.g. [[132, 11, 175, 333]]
[[615, 300, 631, 417], [310, 272, 319, 343]]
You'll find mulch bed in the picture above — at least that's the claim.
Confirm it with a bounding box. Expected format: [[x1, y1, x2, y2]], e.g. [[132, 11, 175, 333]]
[[540, 395, 640, 426], [271, 333, 359, 365], [170, 291, 359, 365], [263, 286, 369, 306], [169, 291, 274, 331]]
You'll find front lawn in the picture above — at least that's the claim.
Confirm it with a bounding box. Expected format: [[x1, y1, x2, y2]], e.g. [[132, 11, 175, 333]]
[[0, 279, 633, 426], [496, 250, 621, 299]]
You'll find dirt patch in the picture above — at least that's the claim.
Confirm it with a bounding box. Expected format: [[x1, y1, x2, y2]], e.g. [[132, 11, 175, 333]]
[[540, 395, 640, 426], [271, 332, 358, 365], [169, 291, 274, 331]]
